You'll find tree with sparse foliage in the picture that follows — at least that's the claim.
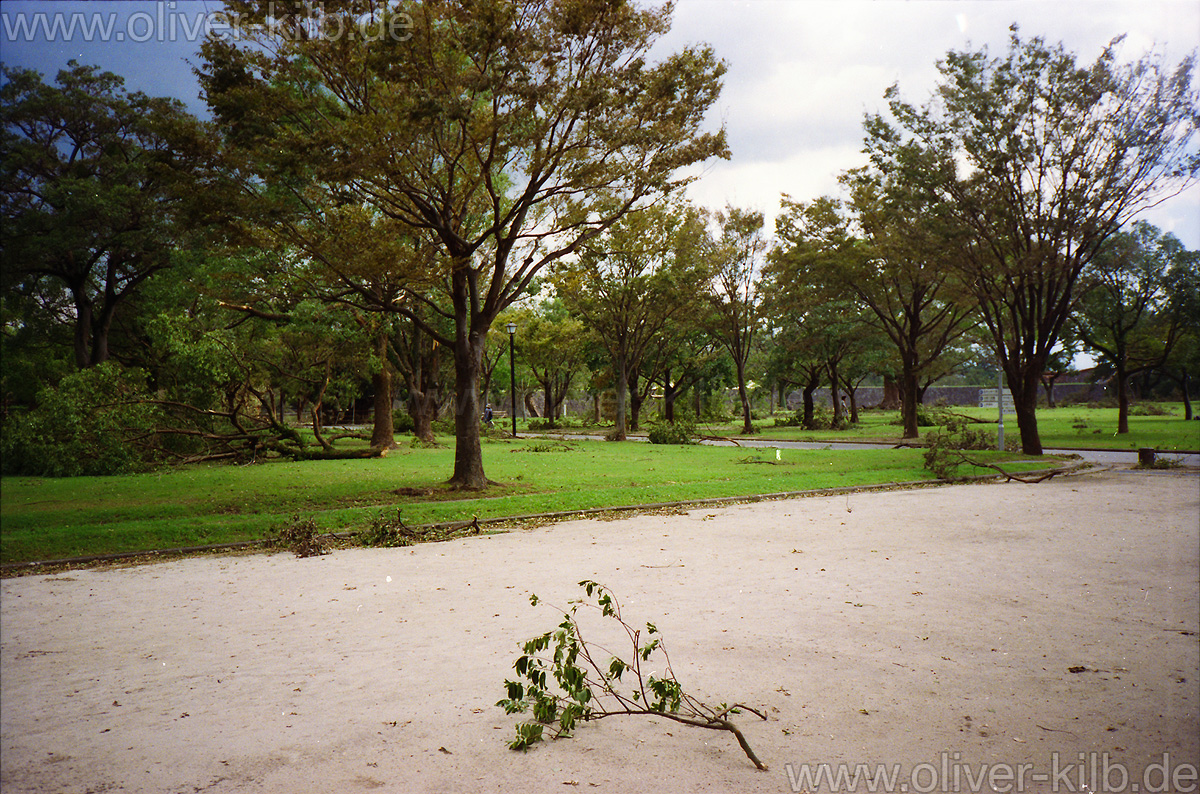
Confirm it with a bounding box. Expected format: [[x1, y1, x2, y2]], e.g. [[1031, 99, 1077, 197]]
[[865, 27, 1199, 454], [703, 206, 767, 435]]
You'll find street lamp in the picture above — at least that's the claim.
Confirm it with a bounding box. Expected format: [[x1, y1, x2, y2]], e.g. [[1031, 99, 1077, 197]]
[[506, 322, 518, 438]]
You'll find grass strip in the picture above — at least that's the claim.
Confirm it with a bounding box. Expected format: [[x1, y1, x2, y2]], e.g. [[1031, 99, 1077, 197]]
[[1, 438, 1056, 566]]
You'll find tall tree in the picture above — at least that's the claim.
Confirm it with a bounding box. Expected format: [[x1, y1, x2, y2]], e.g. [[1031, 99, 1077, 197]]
[[200, 0, 727, 487], [1, 63, 214, 370], [1071, 221, 1193, 433], [640, 321, 723, 423], [866, 27, 1199, 454], [837, 168, 978, 438], [704, 206, 766, 435], [556, 203, 710, 440]]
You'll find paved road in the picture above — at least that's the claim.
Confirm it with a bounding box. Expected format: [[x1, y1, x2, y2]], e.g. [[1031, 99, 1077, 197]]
[[530, 431, 1199, 467], [714, 438, 1199, 467]]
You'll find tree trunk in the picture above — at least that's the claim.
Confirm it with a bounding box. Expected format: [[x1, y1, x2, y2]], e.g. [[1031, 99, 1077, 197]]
[[841, 376, 860, 424], [448, 267, 488, 489], [613, 354, 628, 440], [370, 332, 396, 449], [1006, 362, 1044, 456], [1041, 374, 1059, 409], [1183, 372, 1194, 421], [73, 297, 94, 368], [828, 361, 842, 427], [802, 381, 817, 429], [629, 372, 643, 432], [663, 372, 677, 423], [879, 373, 901, 410], [1116, 361, 1131, 435], [543, 383, 556, 428], [524, 391, 539, 419], [900, 367, 920, 440], [736, 362, 753, 435]]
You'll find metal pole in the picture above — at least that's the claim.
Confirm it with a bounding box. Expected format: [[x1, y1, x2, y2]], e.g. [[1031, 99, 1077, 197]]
[[508, 327, 518, 438]]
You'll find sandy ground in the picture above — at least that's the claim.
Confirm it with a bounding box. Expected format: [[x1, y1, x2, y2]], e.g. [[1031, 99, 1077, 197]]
[[2, 468, 1198, 794]]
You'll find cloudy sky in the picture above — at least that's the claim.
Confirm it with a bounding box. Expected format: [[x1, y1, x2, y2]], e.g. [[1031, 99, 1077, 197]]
[[3, 0, 1198, 246]]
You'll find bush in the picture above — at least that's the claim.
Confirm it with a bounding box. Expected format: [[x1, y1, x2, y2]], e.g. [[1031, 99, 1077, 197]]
[[1129, 403, 1173, 417], [647, 416, 697, 445], [915, 407, 947, 427], [0, 363, 161, 477], [392, 410, 416, 434], [773, 412, 804, 428], [358, 510, 414, 548], [806, 405, 835, 430]]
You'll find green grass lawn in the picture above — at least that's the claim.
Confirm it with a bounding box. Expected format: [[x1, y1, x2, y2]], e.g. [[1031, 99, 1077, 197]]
[[671, 403, 1200, 451], [0, 437, 1050, 566]]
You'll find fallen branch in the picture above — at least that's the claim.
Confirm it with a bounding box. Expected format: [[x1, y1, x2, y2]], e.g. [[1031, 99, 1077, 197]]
[[698, 435, 742, 447], [497, 580, 768, 770], [936, 449, 1064, 483]]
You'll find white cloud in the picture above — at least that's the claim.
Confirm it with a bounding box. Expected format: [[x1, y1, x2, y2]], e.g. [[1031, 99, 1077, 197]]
[[657, 0, 1200, 247]]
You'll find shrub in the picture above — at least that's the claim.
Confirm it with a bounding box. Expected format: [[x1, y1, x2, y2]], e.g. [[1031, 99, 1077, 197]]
[[807, 404, 835, 430], [772, 412, 804, 428], [1129, 403, 1172, 417], [0, 363, 161, 477], [647, 417, 697, 445], [358, 510, 414, 548], [392, 410, 416, 434]]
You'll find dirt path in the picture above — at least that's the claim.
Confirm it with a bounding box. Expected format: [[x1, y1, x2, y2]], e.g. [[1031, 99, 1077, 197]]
[[2, 468, 1197, 793]]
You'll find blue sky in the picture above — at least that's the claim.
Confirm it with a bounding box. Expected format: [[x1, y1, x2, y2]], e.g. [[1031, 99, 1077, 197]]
[[3, 0, 1198, 248]]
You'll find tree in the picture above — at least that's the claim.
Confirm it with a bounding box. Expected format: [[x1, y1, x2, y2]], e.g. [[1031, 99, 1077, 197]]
[[509, 300, 588, 428], [200, 0, 728, 487], [866, 27, 1199, 454], [837, 168, 978, 438], [1038, 346, 1078, 409], [1, 62, 214, 370], [704, 206, 766, 435], [1159, 248, 1200, 419], [389, 304, 453, 444], [556, 203, 710, 440], [1072, 222, 1193, 432], [641, 321, 723, 423]]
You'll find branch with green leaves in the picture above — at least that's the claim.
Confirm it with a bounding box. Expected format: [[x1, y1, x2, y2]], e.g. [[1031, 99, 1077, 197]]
[[496, 580, 768, 770]]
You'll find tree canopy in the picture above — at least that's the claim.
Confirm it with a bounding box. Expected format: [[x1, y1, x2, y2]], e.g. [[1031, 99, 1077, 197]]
[[865, 27, 1199, 453], [199, 0, 729, 486]]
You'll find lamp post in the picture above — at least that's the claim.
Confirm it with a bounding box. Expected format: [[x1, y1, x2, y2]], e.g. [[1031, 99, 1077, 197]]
[[506, 322, 518, 438]]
